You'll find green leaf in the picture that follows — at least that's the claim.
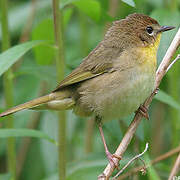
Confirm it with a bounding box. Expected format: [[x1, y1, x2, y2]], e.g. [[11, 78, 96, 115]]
[[0, 129, 57, 145], [32, 19, 55, 65], [61, 0, 112, 23], [121, 0, 135, 7], [73, 0, 101, 22], [155, 90, 180, 110], [0, 40, 46, 76]]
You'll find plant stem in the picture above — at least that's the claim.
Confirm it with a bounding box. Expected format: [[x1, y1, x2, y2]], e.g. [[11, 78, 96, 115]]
[[0, 0, 16, 179], [168, 152, 180, 180], [52, 0, 66, 179]]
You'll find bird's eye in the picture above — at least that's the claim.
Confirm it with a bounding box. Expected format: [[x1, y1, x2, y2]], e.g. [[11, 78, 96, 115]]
[[146, 26, 153, 35]]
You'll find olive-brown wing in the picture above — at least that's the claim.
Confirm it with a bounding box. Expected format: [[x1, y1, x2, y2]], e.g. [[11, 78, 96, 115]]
[[53, 43, 122, 91]]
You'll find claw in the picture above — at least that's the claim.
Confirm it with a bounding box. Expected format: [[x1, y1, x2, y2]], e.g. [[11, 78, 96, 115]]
[[106, 151, 121, 169], [154, 87, 160, 95], [98, 173, 106, 179], [112, 154, 122, 160], [136, 105, 149, 120]]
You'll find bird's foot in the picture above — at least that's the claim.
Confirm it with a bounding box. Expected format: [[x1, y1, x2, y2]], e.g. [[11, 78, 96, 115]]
[[153, 87, 160, 95], [105, 151, 122, 169], [136, 105, 149, 120]]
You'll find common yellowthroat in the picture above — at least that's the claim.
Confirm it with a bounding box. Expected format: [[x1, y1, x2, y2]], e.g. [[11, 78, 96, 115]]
[[0, 13, 175, 166]]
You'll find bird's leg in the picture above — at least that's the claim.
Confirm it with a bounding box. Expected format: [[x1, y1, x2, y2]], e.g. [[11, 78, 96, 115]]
[[95, 116, 121, 169], [136, 105, 149, 120]]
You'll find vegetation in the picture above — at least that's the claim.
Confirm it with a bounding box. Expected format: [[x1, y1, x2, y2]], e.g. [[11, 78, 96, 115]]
[[0, 0, 179, 179]]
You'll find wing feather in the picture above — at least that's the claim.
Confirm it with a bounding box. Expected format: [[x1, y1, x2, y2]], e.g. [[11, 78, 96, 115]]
[[53, 43, 123, 91]]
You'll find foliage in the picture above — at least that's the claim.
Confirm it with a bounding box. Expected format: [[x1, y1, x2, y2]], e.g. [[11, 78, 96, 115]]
[[0, 0, 180, 179]]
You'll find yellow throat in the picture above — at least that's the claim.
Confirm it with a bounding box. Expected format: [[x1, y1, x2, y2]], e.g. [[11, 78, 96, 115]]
[[139, 33, 161, 71]]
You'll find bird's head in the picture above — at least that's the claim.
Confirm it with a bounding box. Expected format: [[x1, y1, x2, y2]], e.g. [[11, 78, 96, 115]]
[[104, 13, 175, 49]]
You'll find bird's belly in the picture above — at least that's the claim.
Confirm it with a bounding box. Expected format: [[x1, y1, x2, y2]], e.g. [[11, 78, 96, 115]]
[[102, 74, 154, 121], [74, 69, 155, 121]]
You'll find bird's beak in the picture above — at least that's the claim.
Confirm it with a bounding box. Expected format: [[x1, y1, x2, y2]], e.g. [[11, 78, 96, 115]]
[[157, 26, 175, 33]]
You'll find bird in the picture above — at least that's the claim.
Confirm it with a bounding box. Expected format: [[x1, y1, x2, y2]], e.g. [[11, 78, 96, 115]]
[[0, 13, 175, 168]]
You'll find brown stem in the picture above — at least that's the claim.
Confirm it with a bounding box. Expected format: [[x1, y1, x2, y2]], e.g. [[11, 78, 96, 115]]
[[108, 0, 119, 18], [13, 0, 37, 72], [104, 0, 119, 33], [98, 28, 180, 180], [168, 152, 180, 180], [19, 0, 36, 43]]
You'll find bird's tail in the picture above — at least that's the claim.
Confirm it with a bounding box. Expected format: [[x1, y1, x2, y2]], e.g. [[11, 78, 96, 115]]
[[0, 91, 74, 117]]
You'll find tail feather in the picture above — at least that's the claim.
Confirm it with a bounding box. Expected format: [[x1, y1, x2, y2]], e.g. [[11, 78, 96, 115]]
[[0, 94, 54, 117]]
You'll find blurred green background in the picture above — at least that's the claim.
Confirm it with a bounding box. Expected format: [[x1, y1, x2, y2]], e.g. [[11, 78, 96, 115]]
[[0, 0, 180, 179]]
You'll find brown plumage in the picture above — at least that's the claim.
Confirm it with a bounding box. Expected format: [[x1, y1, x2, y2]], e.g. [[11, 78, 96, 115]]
[[0, 13, 175, 167]]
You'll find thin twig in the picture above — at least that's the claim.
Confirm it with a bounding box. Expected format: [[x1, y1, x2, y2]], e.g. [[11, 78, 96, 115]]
[[118, 144, 180, 179], [113, 143, 149, 179], [98, 28, 180, 180], [168, 152, 180, 180], [166, 54, 180, 73]]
